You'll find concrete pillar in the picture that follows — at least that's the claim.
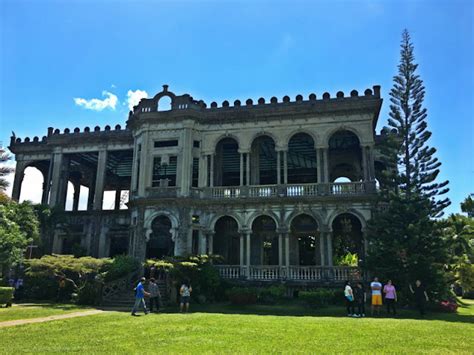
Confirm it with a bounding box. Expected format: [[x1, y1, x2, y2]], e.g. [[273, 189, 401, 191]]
[[239, 152, 244, 186], [283, 151, 288, 184], [209, 154, 214, 187], [319, 232, 326, 266], [114, 189, 121, 210], [245, 153, 250, 185], [239, 232, 245, 267], [93, 149, 107, 210], [87, 176, 95, 211], [322, 148, 329, 183], [208, 232, 214, 255], [326, 231, 333, 266], [285, 233, 290, 267], [276, 151, 281, 185], [198, 231, 207, 254], [72, 183, 81, 211], [246, 232, 251, 267], [278, 232, 283, 266], [198, 154, 207, 187], [98, 226, 108, 257], [41, 162, 52, 205], [11, 161, 26, 201], [49, 152, 64, 207], [179, 126, 193, 196], [316, 148, 323, 183], [52, 231, 62, 254]]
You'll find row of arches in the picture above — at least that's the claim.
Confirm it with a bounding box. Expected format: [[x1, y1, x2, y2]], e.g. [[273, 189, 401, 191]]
[[146, 213, 364, 266], [213, 130, 368, 186]]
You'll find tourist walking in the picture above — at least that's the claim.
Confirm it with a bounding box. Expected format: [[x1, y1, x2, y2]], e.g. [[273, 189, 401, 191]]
[[354, 282, 366, 317], [370, 277, 383, 316], [383, 280, 397, 315], [344, 281, 356, 317], [148, 278, 161, 313], [131, 277, 150, 316], [409, 280, 429, 316], [179, 280, 192, 313]]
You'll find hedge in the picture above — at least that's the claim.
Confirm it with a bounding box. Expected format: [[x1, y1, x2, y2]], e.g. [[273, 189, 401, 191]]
[[299, 288, 340, 307], [0, 287, 14, 307]]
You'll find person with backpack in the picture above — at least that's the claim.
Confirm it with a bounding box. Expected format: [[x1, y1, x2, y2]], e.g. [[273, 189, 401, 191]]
[[179, 279, 192, 313], [131, 277, 150, 316], [344, 281, 356, 317]]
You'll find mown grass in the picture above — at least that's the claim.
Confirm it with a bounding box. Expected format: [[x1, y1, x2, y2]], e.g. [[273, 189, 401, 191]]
[[0, 303, 90, 322], [0, 300, 472, 354]]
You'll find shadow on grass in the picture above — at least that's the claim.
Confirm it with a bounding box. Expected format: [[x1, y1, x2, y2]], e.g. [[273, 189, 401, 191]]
[[14, 302, 90, 312], [106, 300, 474, 324]]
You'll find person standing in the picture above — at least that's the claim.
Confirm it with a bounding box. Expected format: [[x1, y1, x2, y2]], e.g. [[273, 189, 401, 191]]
[[179, 280, 192, 313], [370, 277, 383, 316], [354, 282, 366, 317], [409, 280, 429, 316], [383, 280, 397, 315], [131, 277, 150, 316], [148, 278, 161, 313], [344, 281, 356, 317]]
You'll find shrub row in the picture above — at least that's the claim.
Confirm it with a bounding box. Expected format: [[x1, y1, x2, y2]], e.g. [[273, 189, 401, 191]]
[[0, 287, 14, 307], [226, 285, 286, 305], [299, 289, 340, 307]]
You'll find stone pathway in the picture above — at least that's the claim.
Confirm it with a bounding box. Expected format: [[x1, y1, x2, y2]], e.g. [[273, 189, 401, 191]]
[[0, 309, 105, 328]]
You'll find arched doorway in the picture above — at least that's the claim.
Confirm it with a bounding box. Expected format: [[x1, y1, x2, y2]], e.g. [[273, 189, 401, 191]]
[[250, 135, 277, 185], [328, 130, 363, 182], [214, 138, 240, 186], [251, 215, 278, 265], [288, 133, 317, 183], [331, 213, 363, 266], [147, 216, 174, 259], [290, 214, 320, 265], [213, 216, 240, 264]]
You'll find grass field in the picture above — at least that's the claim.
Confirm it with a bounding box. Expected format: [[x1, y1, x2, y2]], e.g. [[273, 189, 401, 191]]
[[1, 300, 473, 354], [0, 303, 91, 322]]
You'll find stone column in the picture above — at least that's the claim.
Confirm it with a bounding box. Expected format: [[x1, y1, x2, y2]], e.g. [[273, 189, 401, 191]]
[[98, 226, 109, 258], [87, 176, 95, 211], [246, 232, 251, 267], [245, 153, 250, 185], [52, 230, 62, 254], [316, 148, 323, 183], [322, 148, 329, 183], [278, 232, 283, 266], [209, 154, 215, 187], [72, 182, 81, 211], [11, 160, 27, 202], [198, 230, 206, 254], [285, 233, 290, 267], [198, 154, 207, 188], [93, 149, 108, 210], [283, 150, 288, 184], [276, 150, 281, 184], [326, 231, 333, 266], [208, 231, 214, 255], [239, 232, 245, 268], [319, 231, 326, 266], [49, 152, 64, 207], [114, 189, 121, 210], [179, 125, 193, 196], [239, 152, 244, 186], [57, 156, 70, 210], [41, 162, 52, 205]]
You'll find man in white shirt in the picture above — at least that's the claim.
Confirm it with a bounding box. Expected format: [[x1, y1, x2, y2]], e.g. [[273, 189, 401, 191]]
[[370, 277, 383, 316]]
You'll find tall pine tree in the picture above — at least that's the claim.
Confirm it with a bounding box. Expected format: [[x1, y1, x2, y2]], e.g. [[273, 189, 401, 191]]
[[365, 30, 451, 299]]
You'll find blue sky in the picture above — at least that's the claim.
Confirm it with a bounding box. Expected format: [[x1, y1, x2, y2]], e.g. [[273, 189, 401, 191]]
[[1, 0, 472, 215]]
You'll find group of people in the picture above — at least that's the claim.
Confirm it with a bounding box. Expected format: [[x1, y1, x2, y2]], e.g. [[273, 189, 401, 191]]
[[131, 277, 192, 316], [344, 277, 429, 317]]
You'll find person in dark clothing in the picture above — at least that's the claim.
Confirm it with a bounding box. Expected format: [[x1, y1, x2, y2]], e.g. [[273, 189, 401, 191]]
[[409, 280, 429, 316], [353, 282, 366, 317]]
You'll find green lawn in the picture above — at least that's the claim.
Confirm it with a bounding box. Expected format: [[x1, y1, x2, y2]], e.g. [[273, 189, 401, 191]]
[[0, 300, 473, 354], [0, 303, 90, 322]]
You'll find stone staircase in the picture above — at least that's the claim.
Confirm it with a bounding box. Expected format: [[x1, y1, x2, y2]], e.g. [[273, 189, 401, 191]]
[[99, 272, 170, 310]]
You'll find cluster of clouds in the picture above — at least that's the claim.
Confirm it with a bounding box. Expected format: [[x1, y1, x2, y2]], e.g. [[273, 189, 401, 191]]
[[73, 87, 149, 112]]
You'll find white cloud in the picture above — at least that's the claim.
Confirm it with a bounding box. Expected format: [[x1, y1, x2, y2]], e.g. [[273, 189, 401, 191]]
[[73, 91, 118, 111], [126, 89, 149, 111]]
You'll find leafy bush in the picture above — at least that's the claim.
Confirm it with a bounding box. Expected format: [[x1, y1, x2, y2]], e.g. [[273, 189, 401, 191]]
[[258, 285, 286, 304], [299, 288, 339, 307], [462, 290, 474, 299], [227, 287, 258, 305], [458, 263, 474, 293], [104, 255, 140, 282], [25, 255, 111, 278], [22, 275, 57, 300], [437, 300, 458, 313], [0, 287, 14, 306]]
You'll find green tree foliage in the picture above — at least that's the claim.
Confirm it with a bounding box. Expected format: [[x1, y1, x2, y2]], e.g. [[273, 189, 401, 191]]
[[0, 148, 14, 192], [461, 194, 474, 218], [0, 200, 40, 276], [366, 30, 451, 299]]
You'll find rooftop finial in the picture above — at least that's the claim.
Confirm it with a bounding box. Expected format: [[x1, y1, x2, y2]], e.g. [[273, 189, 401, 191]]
[[163, 84, 169, 92]]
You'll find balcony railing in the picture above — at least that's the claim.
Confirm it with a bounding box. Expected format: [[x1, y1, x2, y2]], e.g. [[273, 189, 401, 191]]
[[203, 182, 375, 199], [214, 265, 362, 282]]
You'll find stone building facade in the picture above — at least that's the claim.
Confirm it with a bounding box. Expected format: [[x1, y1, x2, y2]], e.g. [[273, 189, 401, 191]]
[[9, 84, 385, 282]]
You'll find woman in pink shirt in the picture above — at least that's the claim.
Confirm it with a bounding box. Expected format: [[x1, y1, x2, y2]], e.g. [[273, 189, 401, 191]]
[[383, 280, 397, 315]]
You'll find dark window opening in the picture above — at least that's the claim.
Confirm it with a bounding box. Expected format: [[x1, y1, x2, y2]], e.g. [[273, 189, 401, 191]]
[[192, 158, 199, 187], [193, 141, 200, 148], [154, 140, 178, 148], [192, 230, 199, 255], [152, 156, 177, 187]]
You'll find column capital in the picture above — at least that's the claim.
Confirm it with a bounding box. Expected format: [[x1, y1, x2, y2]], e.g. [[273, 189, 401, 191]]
[[275, 147, 287, 153], [315, 145, 329, 150], [237, 149, 250, 154]]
